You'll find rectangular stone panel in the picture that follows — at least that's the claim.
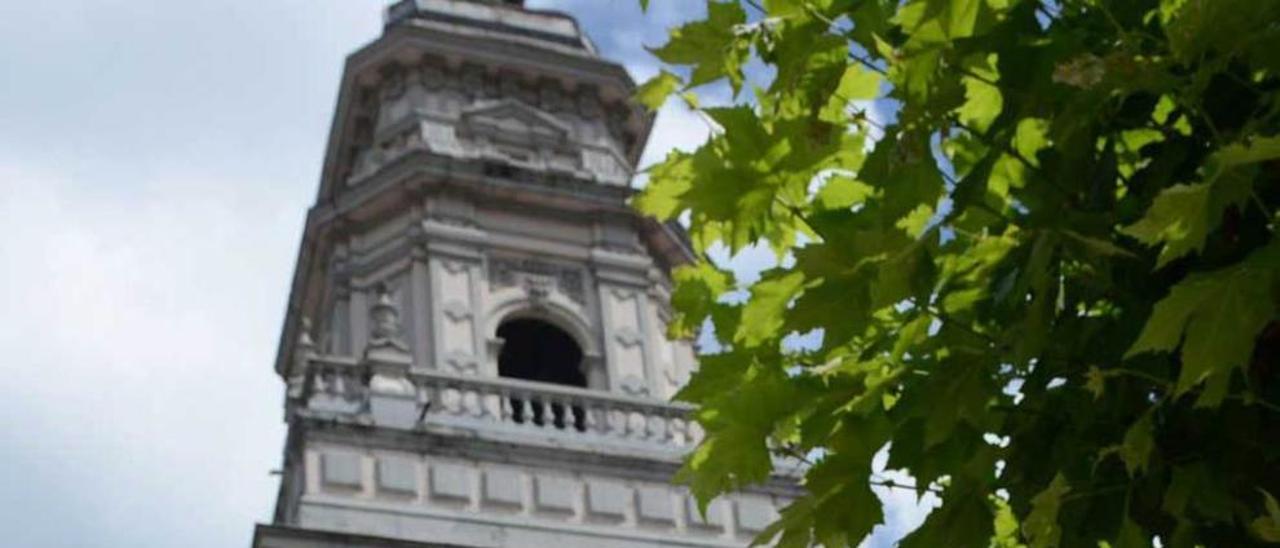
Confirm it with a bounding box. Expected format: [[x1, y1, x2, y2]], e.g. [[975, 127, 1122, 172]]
[[735, 496, 778, 533], [636, 486, 675, 525], [686, 497, 728, 531], [482, 468, 523, 508], [586, 480, 629, 521], [534, 475, 576, 515], [376, 456, 418, 495], [429, 463, 471, 502], [320, 452, 362, 489]]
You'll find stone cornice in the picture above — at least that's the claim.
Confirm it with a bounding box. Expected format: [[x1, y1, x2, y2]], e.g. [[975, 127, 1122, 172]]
[[316, 22, 652, 206]]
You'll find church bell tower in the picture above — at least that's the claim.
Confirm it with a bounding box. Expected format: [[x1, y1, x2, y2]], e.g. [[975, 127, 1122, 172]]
[[252, 1, 800, 546]]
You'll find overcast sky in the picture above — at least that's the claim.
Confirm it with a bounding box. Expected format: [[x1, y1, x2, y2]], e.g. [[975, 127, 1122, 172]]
[[0, 1, 928, 546]]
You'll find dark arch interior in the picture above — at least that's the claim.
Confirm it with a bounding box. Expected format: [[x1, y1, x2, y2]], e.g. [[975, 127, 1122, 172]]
[[497, 318, 586, 387], [496, 318, 586, 430]]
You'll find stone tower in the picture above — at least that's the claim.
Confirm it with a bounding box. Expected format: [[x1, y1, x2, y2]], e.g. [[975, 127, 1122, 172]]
[[252, 1, 800, 546]]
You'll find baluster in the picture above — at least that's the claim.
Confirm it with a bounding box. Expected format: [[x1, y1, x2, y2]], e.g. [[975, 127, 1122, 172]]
[[548, 395, 563, 430], [583, 402, 598, 433], [464, 386, 481, 417], [556, 395, 571, 430], [570, 396, 586, 432], [516, 396, 534, 429], [498, 388, 514, 424], [628, 410, 646, 439], [647, 412, 665, 441], [312, 368, 326, 394], [536, 394, 554, 431], [483, 387, 501, 422], [330, 369, 342, 398], [610, 407, 628, 438], [667, 413, 683, 446]]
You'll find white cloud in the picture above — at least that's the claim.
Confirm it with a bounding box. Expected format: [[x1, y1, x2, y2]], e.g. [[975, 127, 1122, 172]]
[[0, 1, 923, 546], [0, 162, 297, 546]]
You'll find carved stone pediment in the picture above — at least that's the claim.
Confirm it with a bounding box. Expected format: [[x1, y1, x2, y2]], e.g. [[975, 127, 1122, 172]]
[[458, 99, 571, 150]]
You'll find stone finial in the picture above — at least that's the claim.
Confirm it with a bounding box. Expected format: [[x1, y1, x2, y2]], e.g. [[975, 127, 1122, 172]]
[[362, 285, 416, 426], [363, 283, 413, 365], [369, 284, 404, 343], [288, 316, 318, 400], [297, 316, 317, 351]]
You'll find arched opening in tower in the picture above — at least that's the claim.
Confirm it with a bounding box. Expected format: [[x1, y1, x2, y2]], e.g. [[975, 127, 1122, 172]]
[[496, 318, 586, 431]]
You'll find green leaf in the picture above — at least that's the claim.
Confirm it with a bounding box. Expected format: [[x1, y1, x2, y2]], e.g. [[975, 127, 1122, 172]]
[[1125, 241, 1279, 398], [815, 176, 874, 210], [895, 0, 986, 42], [956, 54, 1003, 134], [1252, 489, 1280, 542], [819, 63, 882, 122], [668, 262, 735, 338], [1121, 411, 1155, 476], [635, 1, 1280, 545], [649, 1, 750, 92], [1123, 137, 1280, 268], [736, 271, 807, 347], [634, 150, 694, 220], [1085, 366, 1106, 400], [860, 130, 946, 222], [1114, 519, 1150, 548], [1120, 183, 1219, 269], [634, 70, 681, 111], [1023, 473, 1071, 548], [900, 482, 994, 548]]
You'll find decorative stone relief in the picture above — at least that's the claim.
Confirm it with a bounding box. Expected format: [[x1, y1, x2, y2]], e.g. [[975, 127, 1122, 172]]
[[582, 149, 628, 185], [443, 350, 479, 374], [619, 375, 649, 398], [488, 257, 585, 305], [604, 285, 648, 394], [613, 327, 642, 348], [341, 54, 639, 187], [441, 299, 471, 321], [436, 259, 477, 359]]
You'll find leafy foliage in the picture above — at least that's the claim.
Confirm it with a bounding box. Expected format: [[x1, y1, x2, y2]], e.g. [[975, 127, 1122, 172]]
[[634, 0, 1280, 545]]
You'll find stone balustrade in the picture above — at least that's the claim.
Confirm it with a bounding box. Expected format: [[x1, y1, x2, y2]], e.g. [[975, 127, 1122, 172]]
[[301, 355, 700, 452], [410, 368, 699, 449]]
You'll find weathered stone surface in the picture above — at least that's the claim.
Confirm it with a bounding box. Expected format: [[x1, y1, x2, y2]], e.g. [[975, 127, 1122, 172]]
[[635, 486, 675, 525], [255, 2, 803, 547], [482, 468, 523, 508], [428, 463, 471, 502], [320, 453, 363, 489], [376, 456, 418, 495], [685, 497, 728, 530], [736, 497, 778, 533], [586, 480, 630, 520], [534, 475, 577, 514]]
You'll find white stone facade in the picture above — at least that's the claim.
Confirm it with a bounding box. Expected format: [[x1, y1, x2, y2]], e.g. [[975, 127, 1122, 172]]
[[254, 2, 801, 547]]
